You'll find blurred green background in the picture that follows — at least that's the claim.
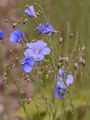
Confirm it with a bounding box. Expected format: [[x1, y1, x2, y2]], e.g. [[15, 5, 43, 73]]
[[16, 0, 90, 120]]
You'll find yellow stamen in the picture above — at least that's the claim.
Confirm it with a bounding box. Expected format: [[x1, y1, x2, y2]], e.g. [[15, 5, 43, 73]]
[[60, 89, 64, 95], [35, 49, 39, 54]]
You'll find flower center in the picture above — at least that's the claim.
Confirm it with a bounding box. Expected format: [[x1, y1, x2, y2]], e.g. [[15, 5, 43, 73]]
[[60, 89, 64, 95], [35, 49, 39, 54], [60, 77, 63, 81]]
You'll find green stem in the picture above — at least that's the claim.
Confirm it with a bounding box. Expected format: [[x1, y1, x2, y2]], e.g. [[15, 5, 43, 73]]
[[67, 90, 74, 113], [34, 3, 48, 22]]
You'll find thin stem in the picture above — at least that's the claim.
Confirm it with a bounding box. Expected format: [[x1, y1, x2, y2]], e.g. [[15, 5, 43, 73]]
[[67, 90, 74, 113], [32, 17, 39, 24], [13, 78, 30, 120], [61, 99, 66, 120], [5, 65, 30, 120], [34, 3, 48, 22], [13, 17, 24, 27]]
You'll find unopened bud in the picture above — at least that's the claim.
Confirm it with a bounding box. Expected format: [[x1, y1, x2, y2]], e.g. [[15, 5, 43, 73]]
[[69, 33, 74, 38], [64, 57, 69, 63], [23, 18, 28, 24], [59, 37, 63, 44], [79, 57, 85, 66], [36, 12, 40, 16], [13, 23, 16, 28], [59, 57, 64, 63], [74, 63, 78, 70]]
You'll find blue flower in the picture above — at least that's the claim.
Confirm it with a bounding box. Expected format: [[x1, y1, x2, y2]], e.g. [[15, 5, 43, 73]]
[[0, 30, 4, 40], [35, 23, 55, 34], [66, 74, 74, 86], [57, 69, 64, 83], [24, 40, 50, 61], [9, 29, 24, 43], [20, 57, 34, 73], [42, 23, 55, 34], [24, 5, 36, 17], [58, 69, 63, 77], [55, 81, 66, 98], [35, 24, 45, 34], [57, 69, 74, 86], [55, 69, 74, 98]]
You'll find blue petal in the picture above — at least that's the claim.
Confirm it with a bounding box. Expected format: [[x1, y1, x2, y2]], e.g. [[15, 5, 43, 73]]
[[58, 69, 63, 77], [26, 42, 37, 49], [9, 34, 18, 43], [57, 81, 66, 89], [0, 31, 4, 40], [24, 49, 33, 57], [55, 84, 66, 98], [66, 74, 74, 86], [21, 57, 34, 66], [21, 57, 35, 73], [35, 24, 45, 34], [24, 5, 36, 17], [9, 29, 23, 43], [41, 47, 50, 55], [42, 23, 55, 34], [33, 54, 44, 61], [22, 64, 33, 73], [26, 40, 47, 49]]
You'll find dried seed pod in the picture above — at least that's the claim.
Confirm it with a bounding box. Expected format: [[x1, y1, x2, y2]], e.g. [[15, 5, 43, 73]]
[[79, 57, 85, 66], [59, 57, 64, 63], [59, 37, 63, 44], [38, 10, 42, 14], [12, 23, 16, 28], [74, 63, 78, 70], [64, 57, 69, 63], [69, 33, 74, 38], [22, 18, 28, 24], [36, 12, 40, 16], [81, 59, 85, 66]]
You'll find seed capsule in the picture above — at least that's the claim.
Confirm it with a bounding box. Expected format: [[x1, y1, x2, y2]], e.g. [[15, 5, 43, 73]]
[[74, 63, 78, 70]]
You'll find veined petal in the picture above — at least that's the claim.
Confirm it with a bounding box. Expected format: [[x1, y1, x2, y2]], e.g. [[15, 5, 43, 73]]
[[42, 23, 55, 34], [24, 49, 33, 57], [41, 47, 50, 55], [9, 29, 23, 43], [21, 57, 35, 73], [33, 54, 44, 61], [36, 40, 47, 48], [24, 5, 36, 17], [26, 40, 47, 49], [9, 34, 18, 43], [26, 42, 37, 48], [35, 24, 45, 34], [22, 64, 33, 73]]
